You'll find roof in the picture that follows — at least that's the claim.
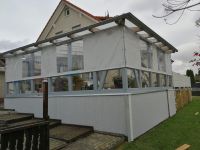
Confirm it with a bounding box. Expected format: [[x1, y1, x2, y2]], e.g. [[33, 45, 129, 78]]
[[37, 0, 111, 41], [1, 13, 178, 57], [63, 0, 107, 22]]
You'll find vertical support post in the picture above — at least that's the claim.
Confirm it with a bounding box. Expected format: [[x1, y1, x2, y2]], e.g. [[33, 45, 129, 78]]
[[43, 79, 49, 120], [127, 94, 134, 141], [68, 43, 73, 91], [122, 68, 128, 91]]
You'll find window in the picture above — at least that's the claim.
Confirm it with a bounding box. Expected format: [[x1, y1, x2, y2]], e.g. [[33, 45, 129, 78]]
[[7, 82, 14, 95], [151, 73, 159, 87], [167, 75, 173, 87], [52, 76, 68, 92], [22, 51, 41, 77], [64, 7, 70, 16], [72, 73, 93, 91], [157, 50, 166, 72], [56, 45, 68, 73], [33, 78, 43, 93], [160, 74, 166, 87], [97, 69, 123, 89], [127, 69, 140, 88], [72, 41, 84, 70], [141, 71, 150, 88], [56, 41, 84, 73], [19, 80, 32, 94], [140, 41, 152, 68]]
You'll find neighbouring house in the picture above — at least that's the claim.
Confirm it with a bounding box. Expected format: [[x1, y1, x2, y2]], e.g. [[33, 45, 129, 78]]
[[0, 58, 5, 106], [2, 1, 178, 141], [37, 0, 110, 41]]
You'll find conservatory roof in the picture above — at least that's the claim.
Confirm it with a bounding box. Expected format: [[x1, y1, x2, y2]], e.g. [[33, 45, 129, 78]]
[[1, 12, 178, 58]]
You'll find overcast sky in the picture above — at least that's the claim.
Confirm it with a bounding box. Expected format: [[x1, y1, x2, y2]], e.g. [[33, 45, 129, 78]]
[[0, 0, 200, 74]]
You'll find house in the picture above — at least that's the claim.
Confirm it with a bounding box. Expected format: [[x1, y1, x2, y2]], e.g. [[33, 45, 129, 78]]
[[37, 0, 110, 41], [0, 58, 5, 106], [2, 1, 178, 141]]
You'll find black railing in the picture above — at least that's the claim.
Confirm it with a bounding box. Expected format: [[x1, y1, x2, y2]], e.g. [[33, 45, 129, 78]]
[[0, 120, 49, 150]]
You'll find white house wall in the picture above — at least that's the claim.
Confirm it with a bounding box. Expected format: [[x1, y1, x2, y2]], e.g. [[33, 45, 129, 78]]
[[83, 26, 125, 72], [130, 91, 169, 139], [167, 89, 176, 116], [5, 95, 128, 136], [5, 89, 176, 141]]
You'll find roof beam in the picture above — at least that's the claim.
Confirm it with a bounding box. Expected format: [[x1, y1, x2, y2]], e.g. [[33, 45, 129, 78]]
[[161, 46, 169, 51], [89, 27, 99, 33], [155, 42, 164, 48], [1, 12, 178, 57], [131, 26, 141, 32], [139, 33, 151, 38]]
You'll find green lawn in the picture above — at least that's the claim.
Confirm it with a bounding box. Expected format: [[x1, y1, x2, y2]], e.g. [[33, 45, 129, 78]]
[[123, 96, 200, 150]]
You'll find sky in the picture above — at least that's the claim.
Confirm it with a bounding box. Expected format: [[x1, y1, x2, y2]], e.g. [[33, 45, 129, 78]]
[[0, 0, 200, 74]]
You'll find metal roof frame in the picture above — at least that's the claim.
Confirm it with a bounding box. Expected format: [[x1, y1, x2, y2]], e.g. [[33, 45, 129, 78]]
[[1, 12, 178, 58]]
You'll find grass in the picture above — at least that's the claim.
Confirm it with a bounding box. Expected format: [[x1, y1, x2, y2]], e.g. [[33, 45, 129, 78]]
[[122, 96, 200, 150]]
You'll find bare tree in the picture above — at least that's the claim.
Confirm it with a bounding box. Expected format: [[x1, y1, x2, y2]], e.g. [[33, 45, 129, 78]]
[[153, 0, 200, 24]]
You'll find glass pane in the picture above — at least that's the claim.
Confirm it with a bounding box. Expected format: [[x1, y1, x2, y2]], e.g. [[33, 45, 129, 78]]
[[57, 44, 68, 73], [141, 51, 148, 68], [127, 69, 139, 88], [141, 71, 150, 88], [52, 76, 68, 92], [72, 55, 84, 70], [7, 82, 14, 95], [19, 80, 32, 94], [33, 78, 43, 93], [160, 74, 166, 87], [22, 54, 32, 77], [72, 73, 93, 91], [168, 75, 173, 87], [151, 73, 159, 87], [158, 50, 166, 72], [72, 41, 84, 71], [22, 52, 41, 77], [140, 41, 152, 68], [101, 69, 122, 89], [34, 51, 41, 76]]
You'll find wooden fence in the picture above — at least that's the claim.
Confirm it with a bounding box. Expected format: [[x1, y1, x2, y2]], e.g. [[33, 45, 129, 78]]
[[175, 88, 192, 111], [0, 120, 49, 150]]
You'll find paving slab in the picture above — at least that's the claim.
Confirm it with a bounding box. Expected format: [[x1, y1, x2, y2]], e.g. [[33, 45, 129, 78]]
[[50, 138, 68, 150], [61, 133, 125, 150], [50, 125, 93, 143]]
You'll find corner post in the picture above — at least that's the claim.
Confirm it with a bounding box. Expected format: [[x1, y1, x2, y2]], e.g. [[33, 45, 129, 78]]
[[43, 79, 49, 120]]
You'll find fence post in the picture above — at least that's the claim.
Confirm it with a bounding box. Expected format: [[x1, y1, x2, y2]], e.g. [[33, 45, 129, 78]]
[[43, 79, 49, 121]]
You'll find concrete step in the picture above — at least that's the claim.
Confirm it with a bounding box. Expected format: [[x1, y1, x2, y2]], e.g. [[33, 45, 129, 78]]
[[50, 124, 93, 143], [60, 132, 126, 150], [0, 113, 34, 125], [49, 119, 62, 129]]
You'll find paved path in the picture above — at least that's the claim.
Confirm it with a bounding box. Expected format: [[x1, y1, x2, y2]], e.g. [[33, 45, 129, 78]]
[[61, 133, 125, 150]]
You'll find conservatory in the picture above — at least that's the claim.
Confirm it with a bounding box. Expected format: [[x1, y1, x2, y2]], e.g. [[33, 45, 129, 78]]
[[2, 13, 177, 141]]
